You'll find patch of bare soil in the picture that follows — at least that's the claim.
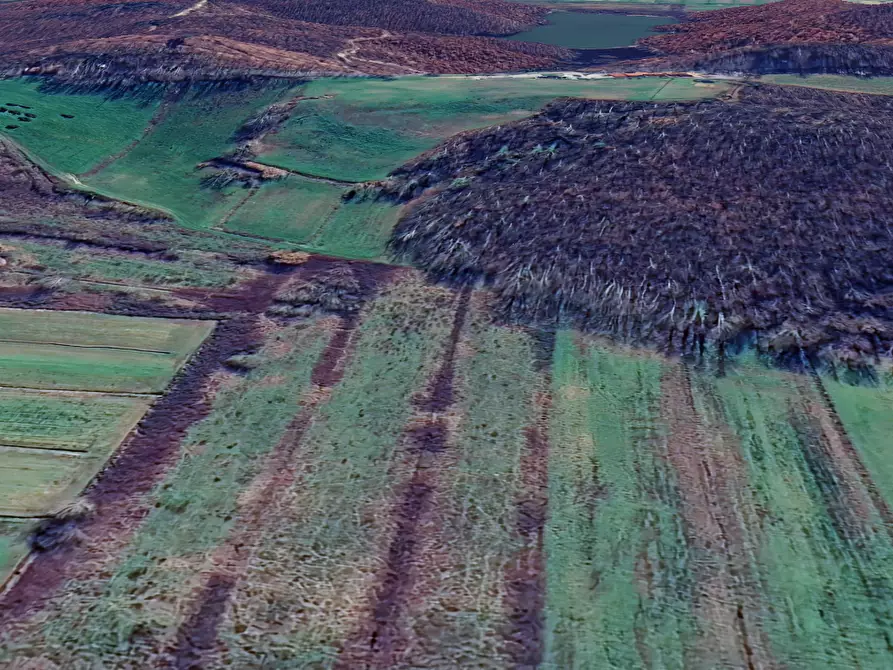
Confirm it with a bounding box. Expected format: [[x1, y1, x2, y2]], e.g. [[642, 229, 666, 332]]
[[385, 85, 893, 369]]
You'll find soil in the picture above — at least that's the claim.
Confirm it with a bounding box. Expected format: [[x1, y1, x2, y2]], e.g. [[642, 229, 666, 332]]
[[385, 84, 893, 368]]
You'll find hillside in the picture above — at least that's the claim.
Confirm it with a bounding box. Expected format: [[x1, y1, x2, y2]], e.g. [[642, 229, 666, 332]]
[[384, 83, 893, 369]]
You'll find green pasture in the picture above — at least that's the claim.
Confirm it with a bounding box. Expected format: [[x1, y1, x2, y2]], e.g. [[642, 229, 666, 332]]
[[222, 178, 402, 260], [764, 74, 893, 96], [257, 76, 731, 182], [0, 389, 150, 453], [0, 308, 212, 356], [0, 393, 149, 516], [0, 79, 160, 175], [10, 240, 240, 289], [703, 359, 893, 668], [85, 84, 295, 228], [0, 519, 29, 585], [515, 0, 775, 9]]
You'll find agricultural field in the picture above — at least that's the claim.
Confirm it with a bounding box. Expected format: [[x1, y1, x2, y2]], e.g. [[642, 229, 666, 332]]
[[764, 73, 893, 95], [0, 76, 731, 262], [0, 309, 212, 585], [2, 266, 892, 668]]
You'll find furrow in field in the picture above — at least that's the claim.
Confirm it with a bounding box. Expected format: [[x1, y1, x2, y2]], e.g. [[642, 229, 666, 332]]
[[661, 362, 775, 670], [216, 275, 457, 668], [336, 287, 471, 668], [169, 310, 367, 669], [808, 374, 893, 538], [712, 363, 893, 667], [504, 382, 551, 668], [0, 315, 258, 626]]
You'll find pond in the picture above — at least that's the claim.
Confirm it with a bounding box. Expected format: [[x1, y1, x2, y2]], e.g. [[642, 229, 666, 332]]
[[504, 10, 678, 50]]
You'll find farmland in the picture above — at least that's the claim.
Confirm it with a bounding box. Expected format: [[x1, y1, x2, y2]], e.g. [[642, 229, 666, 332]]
[[0, 309, 211, 586], [3, 45, 893, 670]]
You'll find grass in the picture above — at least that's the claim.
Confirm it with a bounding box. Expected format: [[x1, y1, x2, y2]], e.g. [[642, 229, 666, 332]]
[[400, 300, 541, 666], [222, 278, 457, 667], [86, 84, 295, 228], [763, 74, 893, 96], [257, 77, 731, 182], [222, 177, 402, 260], [9, 240, 240, 289], [221, 177, 344, 243], [708, 358, 893, 668], [823, 376, 893, 513], [0, 388, 149, 516], [0, 519, 30, 585], [0, 79, 161, 175], [0, 308, 212, 355], [544, 332, 695, 668], [33, 320, 332, 661], [0, 389, 151, 452], [0, 309, 213, 393]]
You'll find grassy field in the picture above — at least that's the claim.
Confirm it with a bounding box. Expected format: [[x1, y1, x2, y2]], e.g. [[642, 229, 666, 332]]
[[85, 84, 295, 228], [6, 239, 242, 289], [256, 77, 732, 182], [505, 11, 676, 49], [0, 79, 161, 175], [764, 74, 893, 95]]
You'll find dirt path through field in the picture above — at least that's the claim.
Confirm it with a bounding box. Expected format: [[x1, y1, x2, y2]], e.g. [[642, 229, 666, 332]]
[[660, 363, 775, 670], [336, 287, 471, 668]]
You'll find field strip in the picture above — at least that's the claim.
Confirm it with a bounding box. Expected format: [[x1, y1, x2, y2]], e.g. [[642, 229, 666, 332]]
[[336, 287, 471, 667], [0, 443, 90, 456], [0, 314, 268, 625], [662, 363, 775, 669], [0, 386, 157, 398], [0, 339, 174, 355], [504, 356, 552, 666], [168, 314, 365, 668]]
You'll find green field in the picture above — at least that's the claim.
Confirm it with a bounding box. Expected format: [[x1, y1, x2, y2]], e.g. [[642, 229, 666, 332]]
[[85, 85, 295, 228], [0, 79, 161, 175], [257, 77, 730, 182], [7, 240, 242, 289], [764, 74, 893, 95]]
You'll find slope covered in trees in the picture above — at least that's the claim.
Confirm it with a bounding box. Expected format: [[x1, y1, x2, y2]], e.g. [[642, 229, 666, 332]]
[[385, 84, 893, 369]]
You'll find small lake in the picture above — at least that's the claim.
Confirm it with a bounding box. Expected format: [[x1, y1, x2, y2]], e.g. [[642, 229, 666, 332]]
[[505, 10, 678, 50]]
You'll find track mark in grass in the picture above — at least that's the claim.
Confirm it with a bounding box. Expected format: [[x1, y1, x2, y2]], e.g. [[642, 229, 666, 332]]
[[0, 316, 260, 626], [808, 374, 893, 540], [80, 88, 181, 179], [662, 363, 774, 670], [169, 313, 367, 669], [505, 379, 552, 668], [338, 287, 471, 668]]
